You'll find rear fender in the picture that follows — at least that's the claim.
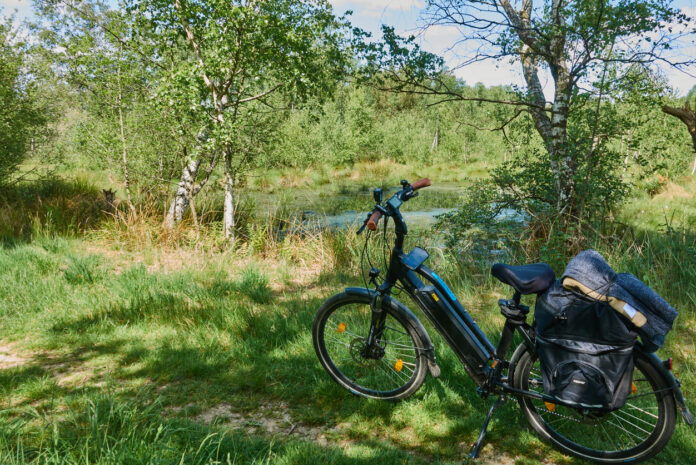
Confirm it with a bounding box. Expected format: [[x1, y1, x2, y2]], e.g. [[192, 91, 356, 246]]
[[345, 287, 441, 377], [636, 345, 694, 426]]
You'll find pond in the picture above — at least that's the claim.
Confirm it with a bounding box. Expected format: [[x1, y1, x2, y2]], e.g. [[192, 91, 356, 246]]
[[305, 207, 456, 230]]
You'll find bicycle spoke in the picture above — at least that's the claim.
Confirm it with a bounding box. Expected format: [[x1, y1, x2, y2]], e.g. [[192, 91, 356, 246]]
[[377, 360, 403, 386], [380, 359, 410, 384], [610, 411, 652, 437], [324, 336, 352, 348], [624, 403, 659, 418], [613, 407, 657, 428], [599, 421, 621, 452], [321, 301, 420, 395], [384, 325, 409, 336], [606, 419, 643, 445]]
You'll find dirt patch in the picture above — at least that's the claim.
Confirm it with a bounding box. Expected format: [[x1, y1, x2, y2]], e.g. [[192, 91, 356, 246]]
[[0, 342, 30, 370], [193, 401, 539, 463], [196, 401, 335, 445]]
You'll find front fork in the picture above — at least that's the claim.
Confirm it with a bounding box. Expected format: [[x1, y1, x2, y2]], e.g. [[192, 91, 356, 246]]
[[364, 289, 388, 358]]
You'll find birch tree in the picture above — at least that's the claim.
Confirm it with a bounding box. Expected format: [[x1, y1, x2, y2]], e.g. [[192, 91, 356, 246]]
[[36, 1, 155, 209], [370, 0, 694, 221], [131, 0, 349, 241]]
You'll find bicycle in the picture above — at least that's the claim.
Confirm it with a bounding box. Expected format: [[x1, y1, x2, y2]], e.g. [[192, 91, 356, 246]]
[[312, 178, 694, 463]]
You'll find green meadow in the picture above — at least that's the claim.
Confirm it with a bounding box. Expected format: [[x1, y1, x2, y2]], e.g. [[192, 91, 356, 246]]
[[0, 165, 694, 464]]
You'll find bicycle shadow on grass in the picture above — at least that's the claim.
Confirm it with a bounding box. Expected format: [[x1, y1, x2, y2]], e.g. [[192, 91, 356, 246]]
[[4, 277, 694, 465]]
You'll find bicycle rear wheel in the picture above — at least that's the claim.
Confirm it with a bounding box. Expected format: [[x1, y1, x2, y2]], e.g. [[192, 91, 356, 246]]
[[312, 292, 428, 400], [513, 345, 676, 463]]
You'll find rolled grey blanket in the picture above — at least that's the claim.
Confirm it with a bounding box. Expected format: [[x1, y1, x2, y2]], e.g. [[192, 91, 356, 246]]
[[560, 249, 677, 351]]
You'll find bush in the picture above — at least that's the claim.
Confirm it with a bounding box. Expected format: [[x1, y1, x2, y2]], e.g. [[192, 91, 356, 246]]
[[0, 19, 48, 184]]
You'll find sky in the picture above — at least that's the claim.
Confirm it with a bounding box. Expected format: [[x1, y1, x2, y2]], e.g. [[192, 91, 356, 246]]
[[329, 0, 696, 98], [3, 0, 695, 98]]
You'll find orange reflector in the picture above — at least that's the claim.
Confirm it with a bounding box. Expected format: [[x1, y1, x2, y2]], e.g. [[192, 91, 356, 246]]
[[631, 382, 638, 395], [337, 322, 346, 333], [545, 402, 556, 412], [394, 359, 404, 372], [491, 360, 499, 368]]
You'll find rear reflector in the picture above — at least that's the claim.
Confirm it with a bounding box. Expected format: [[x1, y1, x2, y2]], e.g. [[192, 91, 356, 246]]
[[663, 357, 673, 371]]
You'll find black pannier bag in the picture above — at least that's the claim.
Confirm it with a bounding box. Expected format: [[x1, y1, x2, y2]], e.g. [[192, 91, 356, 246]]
[[535, 280, 638, 410]]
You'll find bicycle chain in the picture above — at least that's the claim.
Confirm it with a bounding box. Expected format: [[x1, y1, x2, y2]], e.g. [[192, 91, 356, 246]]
[[536, 405, 584, 424]]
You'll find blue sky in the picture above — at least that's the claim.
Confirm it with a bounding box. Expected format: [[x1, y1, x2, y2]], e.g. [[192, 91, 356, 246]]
[[329, 0, 696, 97], [3, 0, 695, 96]]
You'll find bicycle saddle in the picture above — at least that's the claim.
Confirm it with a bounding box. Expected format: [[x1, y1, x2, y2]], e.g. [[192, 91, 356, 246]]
[[491, 263, 555, 295]]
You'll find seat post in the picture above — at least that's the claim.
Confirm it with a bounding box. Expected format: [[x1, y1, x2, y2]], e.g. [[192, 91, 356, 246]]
[[495, 294, 529, 360]]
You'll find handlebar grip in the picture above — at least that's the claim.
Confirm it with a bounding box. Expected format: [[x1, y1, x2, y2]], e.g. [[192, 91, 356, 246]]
[[411, 178, 431, 190], [366, 210, 383, 231]]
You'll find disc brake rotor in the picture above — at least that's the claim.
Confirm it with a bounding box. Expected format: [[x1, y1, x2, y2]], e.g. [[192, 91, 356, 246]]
[[349, 338, 382, 368]]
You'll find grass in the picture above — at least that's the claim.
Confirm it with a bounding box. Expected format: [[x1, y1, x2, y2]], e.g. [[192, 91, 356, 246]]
[[0, 172, 694, 464]]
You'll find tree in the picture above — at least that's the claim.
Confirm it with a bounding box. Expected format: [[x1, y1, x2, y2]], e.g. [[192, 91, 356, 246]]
[[662, 99, 696, 175], [369, 1, 695, 224], [129, 0, 350, 241], [0, 15, 48, 186], [34, 0, 191, 206]]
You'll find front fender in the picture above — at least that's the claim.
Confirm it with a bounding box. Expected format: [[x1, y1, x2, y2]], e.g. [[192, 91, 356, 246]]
[[345, 287, 441, 377]]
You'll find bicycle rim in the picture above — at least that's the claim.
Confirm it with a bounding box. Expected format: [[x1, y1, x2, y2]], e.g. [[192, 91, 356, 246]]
[[319, 299, 421, 397], [518, 350, 675, 462]]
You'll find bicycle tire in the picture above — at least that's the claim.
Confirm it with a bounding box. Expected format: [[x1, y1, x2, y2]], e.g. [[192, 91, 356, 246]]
[[513, 344, 677, 463], [312, 292, 428, 400]]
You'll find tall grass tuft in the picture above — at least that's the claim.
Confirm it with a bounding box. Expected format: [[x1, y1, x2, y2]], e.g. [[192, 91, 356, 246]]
[[0, 178, 105, 243]]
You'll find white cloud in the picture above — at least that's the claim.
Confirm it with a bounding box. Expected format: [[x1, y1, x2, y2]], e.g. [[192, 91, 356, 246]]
[[1, 0, 34, 22], [330, 0, 423, 13], [1, 0, 28, 8]]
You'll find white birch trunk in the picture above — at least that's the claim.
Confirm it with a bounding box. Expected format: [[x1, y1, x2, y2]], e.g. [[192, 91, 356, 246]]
[[223, 151, 235, 242], [117, 43, 135, 211], [165, 157, 202, 228]]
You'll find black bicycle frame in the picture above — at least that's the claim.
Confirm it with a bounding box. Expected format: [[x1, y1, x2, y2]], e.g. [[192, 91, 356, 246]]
[[379, 252, 495, 385], [367, 204, 526, 388]]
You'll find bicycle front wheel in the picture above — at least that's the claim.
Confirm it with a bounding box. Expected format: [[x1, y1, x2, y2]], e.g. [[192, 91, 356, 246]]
[[312, 292, 428, 400], [513, 345, 677, 463]]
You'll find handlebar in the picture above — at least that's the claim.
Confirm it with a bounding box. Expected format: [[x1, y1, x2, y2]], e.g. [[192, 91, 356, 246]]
[[357, 178, 432, 235], [411, 178, 431, 191], [366, 210, 383, 231]]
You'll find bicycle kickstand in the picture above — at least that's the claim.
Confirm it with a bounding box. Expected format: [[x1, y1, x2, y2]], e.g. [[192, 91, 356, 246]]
[[469, 395, 506, 459]]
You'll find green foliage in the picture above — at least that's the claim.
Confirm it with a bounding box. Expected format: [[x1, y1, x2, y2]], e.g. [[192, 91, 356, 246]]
[[0, 217, 694, 464], [237, 266, 272, 304], [270, 81, 515, 168], [34, 2, 189, 198], [0, 18, 49, 184]]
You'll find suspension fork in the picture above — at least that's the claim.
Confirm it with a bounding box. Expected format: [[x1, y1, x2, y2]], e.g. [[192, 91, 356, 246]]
[[366, 218, 405, 352], [364, 283, 394, 354], [365, 260, 402, 351]]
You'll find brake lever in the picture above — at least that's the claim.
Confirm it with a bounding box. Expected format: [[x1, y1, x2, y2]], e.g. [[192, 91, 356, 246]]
[[356, 211, 372, 235]]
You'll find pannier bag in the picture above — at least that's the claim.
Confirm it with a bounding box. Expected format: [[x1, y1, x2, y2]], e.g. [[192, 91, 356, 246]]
[[535, 281, 636, 409], [534, 250, 677, 410]]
